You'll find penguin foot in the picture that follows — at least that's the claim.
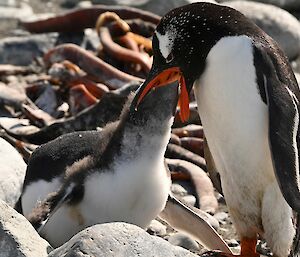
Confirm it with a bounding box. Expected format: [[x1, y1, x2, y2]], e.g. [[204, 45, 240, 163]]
[[202, 238, 259, 257]]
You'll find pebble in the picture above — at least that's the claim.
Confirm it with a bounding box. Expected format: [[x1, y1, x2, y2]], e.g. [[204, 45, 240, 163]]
[[91, 0, 216, 15], [223, 1, 300, 60], [147, 219, 167, 237], [0, 138, 26, 207], [220, 0, 300, 11], [171, 183, 188, 196], [0, 200, 52, 257], [225, 238, 239, 247], [0, 33, 58, 66], [182, 195, 197, 206], [168, 232, 200, 251], [257, 240, 272, 256], [0, 2, 33, 20], [48, 222, 198, 257], [77, 0, 93, 8], [214, 212, 229, 222]]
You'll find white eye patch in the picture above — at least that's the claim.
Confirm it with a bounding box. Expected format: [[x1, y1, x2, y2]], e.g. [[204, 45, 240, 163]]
[[155, 29, 177, 59]]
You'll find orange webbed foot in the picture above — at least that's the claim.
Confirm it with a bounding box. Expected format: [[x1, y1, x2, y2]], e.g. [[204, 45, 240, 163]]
[[202, 238, 259, 257]]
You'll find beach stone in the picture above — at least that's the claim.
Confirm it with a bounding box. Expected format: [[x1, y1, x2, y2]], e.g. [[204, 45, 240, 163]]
[[0, 2, 33, 20], [77, 0, 93, 8], [214, 211, 229, 222], [91, 0, 216, 16], [222, 1, 300, 59], [0, 138, 26, 207], [48, 222, 198, 257], [226, 238, 239, 247], [182, 195, 197, 206], [0, 2, 33, 38], [218, 0, 300, 11], [168, 232, 200, 251], [147, 219, 167, 237], [0, 33, 58, 66], [171, 183, 188, 195], [0, 200, 52, 257]]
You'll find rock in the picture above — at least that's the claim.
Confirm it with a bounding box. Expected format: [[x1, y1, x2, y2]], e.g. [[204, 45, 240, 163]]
[[222, 1, 300, 59], [0, 2, 33, 38], [0, 138, 26, 207], [0, 82, 27, 108], [91, 0, 216, 16], [48, 222, 198, 257], [171, 183, 188, 195], [147, 219, 167, 237], [218, 0, 300, 11], [225, 238, 239, 247], [77, 0, 93, 8], [0, 200, 52, 257], [182, 195, 197, 206], [214, 211, 229, 222], [62, 0, 82, 7], [0, 33, 58, 66], [0, 0, 16, 7], [0, 2, 33, 20], [168, 232, 200, 251], [257, 240, 272, 256]]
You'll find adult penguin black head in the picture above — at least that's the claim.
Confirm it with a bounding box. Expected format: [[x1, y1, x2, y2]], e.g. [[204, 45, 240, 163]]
[[135, 2, 260, 121]]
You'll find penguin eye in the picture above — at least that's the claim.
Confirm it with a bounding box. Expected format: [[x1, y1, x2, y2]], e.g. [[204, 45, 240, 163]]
[[166, 52, 174, 63]]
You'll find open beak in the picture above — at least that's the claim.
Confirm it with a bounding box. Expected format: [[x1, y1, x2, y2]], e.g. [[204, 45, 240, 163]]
[[135, 67, 190, 122]]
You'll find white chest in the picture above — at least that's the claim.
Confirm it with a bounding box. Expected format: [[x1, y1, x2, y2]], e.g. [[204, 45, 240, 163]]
[[195, 36, 276, 232], [82, 154, 170, 227]]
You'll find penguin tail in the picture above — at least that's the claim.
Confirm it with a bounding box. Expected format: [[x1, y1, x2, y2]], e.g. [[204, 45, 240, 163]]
[[290, 213, 300, 257]]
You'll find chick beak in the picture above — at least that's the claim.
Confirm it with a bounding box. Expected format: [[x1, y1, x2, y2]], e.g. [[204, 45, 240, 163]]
[[136, 67, 190, 122]]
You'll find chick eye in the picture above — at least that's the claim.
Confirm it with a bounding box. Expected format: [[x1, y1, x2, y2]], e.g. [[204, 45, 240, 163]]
[[166, 52, 174, 63]]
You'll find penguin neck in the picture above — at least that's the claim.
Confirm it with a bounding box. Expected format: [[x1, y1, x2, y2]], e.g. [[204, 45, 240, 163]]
[[118, 93, 175, 161]]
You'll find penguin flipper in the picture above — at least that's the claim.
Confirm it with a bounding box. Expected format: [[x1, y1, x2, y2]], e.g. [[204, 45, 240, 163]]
[[253, 42, 300, 212], [27, 183, 76, 233], [159, 194, 232, 253]]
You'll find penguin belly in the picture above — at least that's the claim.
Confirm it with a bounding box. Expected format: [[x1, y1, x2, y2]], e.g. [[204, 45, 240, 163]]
[[22, 155, 170, 247], [195, 35, 295, 257]]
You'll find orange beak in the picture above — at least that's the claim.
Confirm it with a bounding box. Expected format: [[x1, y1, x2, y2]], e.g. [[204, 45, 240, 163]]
[[136, 67, 190, 122]]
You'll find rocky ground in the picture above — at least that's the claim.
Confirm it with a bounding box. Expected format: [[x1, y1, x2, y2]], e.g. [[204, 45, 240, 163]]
[[0, 0, 300, 256]]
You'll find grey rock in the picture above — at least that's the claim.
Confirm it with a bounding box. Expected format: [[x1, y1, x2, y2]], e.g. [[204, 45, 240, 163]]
[[0, 200, 52, 257], [168, 232, 200, 251], [0, 2, 33, 20], [257, 240, 272, 256], [62, 0, 82, 7], [171, 183, 188, 195], [48, 222, 197, 257], [218, 0, 300, 10], [225, 238, 239, 247], [77, 0, 93, 8], [0, 0, 16, 7], [222, 1, 300, 59], [147, 219, 167, 236], [0, 82, 27, 108], [91, 0, 216, 16], [34, 84, 58, 115], [0, 138, 26, 207], [0, 33, 58, 66], [182, 195, 197, 206], [214, 211, 229, 222]]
